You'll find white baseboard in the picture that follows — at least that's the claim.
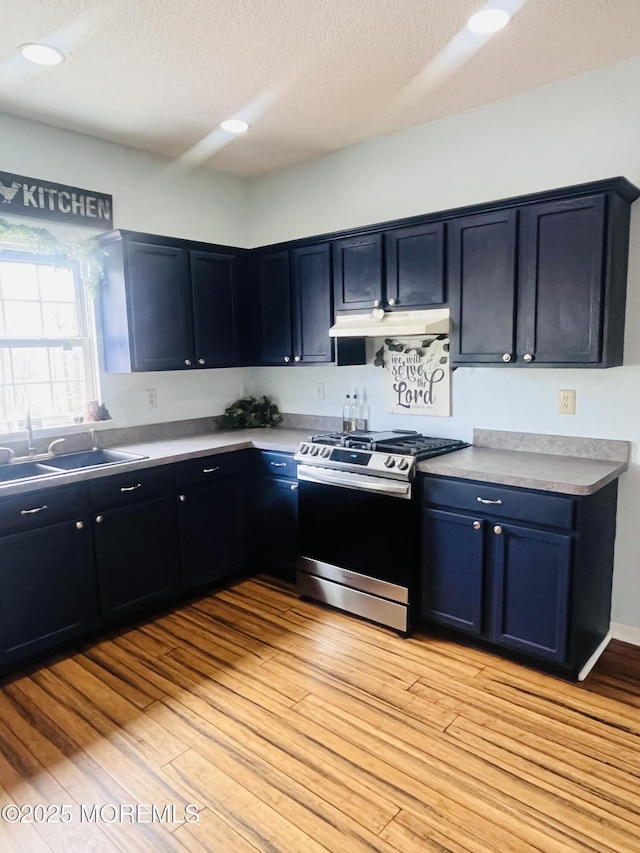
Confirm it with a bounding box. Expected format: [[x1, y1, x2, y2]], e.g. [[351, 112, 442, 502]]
[[610, 622, 640, 647], [578, 633, 611, 681]]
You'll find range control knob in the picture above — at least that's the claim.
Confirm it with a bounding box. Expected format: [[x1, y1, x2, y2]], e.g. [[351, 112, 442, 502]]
[[397, 458, 410, 471], [320, 446, 331, 457], [310, 445, 319, 456], [299, 444, 309, 454], [383, 456, 396, 468]]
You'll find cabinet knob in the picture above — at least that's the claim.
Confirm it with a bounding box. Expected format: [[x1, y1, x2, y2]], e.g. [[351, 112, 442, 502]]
[[75, 521, 84, 530], [178, 494, 186, 502], [184, 359, 192, 366], [198, 358, 205, 365], [95, 515, 103, 524], [373, 299, 380, 308], [290, 483, 298, 491], [493, 525, 503, 535], [294, 355, 301, 363], [502, 353, 512, 363], [472, 520, 481, 530], [283, 356, 291, 363], [523, 352, 534, 362], [388, 298, 397, 306]]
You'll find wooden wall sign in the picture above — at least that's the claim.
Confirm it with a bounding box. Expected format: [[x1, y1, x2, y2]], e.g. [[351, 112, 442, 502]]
[[0, 170, 113, 229]]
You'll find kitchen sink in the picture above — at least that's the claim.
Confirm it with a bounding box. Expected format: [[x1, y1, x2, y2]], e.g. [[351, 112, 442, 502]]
[[0, 461, 61, 482], [46, 448, 147, 470]]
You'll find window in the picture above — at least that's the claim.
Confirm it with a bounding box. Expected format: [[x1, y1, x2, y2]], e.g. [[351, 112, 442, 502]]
[[0, 251, 97, 433]]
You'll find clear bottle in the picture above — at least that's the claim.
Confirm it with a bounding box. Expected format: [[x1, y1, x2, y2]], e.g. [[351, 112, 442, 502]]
[[355, 391, 369, 431], [351, 394, 360, 432], [342, 394, 352, 431]]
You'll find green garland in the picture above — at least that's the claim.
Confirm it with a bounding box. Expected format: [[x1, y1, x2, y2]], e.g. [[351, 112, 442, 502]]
[[0, 217, 106, 297]]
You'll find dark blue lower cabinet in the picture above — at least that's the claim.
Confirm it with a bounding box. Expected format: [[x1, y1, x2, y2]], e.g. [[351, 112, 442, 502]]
[[259, 475, 299, 582], [178, 479, 246, 591], [0, 519, 97, 667], [421, 509, 484, 635], [490, 523, 571, 663]]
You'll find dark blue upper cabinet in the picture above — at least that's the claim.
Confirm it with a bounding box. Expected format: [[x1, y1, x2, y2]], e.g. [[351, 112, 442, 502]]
[[448, 210, 518, 364], [257, 243, 334, 366], [449, 181, 637, 368], [385, 221, 446, 309], [190, 250, 240, 368], [126, 241, 194, 371], [292, 243, 334, 364], [99, 231, 245, 372], [516, 196, 605, 365], [333, 233, 384, 312]]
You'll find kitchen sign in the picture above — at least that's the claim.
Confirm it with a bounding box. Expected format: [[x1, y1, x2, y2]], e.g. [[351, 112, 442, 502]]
[[375, 335, 451, 417], [0, 170, 113, 229]]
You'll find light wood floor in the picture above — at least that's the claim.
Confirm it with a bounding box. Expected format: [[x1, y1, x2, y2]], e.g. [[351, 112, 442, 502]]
[[0, 576, 638, 852]]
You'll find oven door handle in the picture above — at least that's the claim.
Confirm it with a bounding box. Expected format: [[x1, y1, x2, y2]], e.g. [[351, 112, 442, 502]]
[[297, 465, 412, 499]]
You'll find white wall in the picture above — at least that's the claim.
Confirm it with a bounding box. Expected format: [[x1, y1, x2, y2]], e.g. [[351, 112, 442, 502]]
[[0, 114, 250, 425], [246, 56, 640, 632]]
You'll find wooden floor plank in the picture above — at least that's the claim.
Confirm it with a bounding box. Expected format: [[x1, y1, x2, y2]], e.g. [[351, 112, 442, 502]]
[[0, 575, 638, 852]]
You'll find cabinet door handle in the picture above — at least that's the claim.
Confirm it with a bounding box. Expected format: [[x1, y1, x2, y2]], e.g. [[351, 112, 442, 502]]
[[178, 494, 186, 502], [502, 353, 512, 363], [203, 467, 220, 473], [20, 505, 47, 515], [523, 352, 534, 362], [472, 520, 481, 529], [373, 299, 380, 308], [95, 515, 103, 523], [290, 483, 298, 490], [184, 359, 192, 366], [76, 521, 84, 530], [283, 356, 291, 363], [388, 298, 397, 306], [270, 462, 287, 467], [294, 355, 301, 362], [493, 525, 503, 535], [477, 497, 502, 505], [198, 358, 205, 365], [120, 483, 142, 492]]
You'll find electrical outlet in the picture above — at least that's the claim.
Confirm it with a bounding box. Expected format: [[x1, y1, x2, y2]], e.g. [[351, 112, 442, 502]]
[[559, 389, 576, 415], [315, 382, 325, 400], [145, 388, 158, 409]]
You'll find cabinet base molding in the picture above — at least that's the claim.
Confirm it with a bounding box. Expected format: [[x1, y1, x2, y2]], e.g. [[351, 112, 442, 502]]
[[577, 632, 612, 681]]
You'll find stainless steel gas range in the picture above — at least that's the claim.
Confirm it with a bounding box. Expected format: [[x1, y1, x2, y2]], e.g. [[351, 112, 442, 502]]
[[294, 430, 467, 633]]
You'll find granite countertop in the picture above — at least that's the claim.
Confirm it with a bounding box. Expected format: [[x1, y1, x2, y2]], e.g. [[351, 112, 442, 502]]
[[0, 428, 310, 498], [0, 426, 629, 498], [417, 430, 630, 496]]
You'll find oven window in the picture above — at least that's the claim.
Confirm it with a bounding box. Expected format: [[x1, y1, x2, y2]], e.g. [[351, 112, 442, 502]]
[[297, 480, 417, 586]]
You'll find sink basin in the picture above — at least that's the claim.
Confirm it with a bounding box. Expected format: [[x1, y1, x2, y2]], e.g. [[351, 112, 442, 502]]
[[47, 448, 147, 470], [0, 461, 60, 482]]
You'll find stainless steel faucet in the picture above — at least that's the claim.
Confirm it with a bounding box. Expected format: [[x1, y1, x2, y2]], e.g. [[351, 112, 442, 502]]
[[47, 438, 66, 455], [25, 409, 36, 457]]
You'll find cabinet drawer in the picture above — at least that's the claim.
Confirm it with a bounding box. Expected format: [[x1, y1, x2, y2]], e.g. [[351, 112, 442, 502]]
[[175, 451, 247, 489], [90, 465, 173, 510], [259, 451, 297, 480], [421, 476, 574, 530], [0, 484, 86, 534]]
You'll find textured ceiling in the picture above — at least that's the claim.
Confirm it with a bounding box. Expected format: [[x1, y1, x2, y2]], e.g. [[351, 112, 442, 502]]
[[1, 0, 640, 177]]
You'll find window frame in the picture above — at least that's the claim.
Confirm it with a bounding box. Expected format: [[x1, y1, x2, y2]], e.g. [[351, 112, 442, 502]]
[[0, 248, 98, 429]]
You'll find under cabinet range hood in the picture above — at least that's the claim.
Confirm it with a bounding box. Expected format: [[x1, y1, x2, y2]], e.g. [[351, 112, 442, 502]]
[[329, 308, 450, 338]]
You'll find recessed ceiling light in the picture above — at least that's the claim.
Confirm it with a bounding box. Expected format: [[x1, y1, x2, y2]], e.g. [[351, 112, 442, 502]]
[[220, 119, 249, 134], [467, 8, 511, 34], [19, 43, 65, 66]]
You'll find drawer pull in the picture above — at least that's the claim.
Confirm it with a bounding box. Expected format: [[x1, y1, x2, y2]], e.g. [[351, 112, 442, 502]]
[[270, 462, 287, 467], [477, 497, 503, 505], [494, 525, 503, 535], [20, 505, 48, 515], [472, 520, 481, 529], [203, 467, 220, 474], [120, 483, 142, 492], [76, 521, 84, 530], [291, 483, 298, 491]]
